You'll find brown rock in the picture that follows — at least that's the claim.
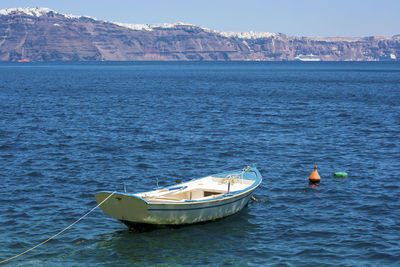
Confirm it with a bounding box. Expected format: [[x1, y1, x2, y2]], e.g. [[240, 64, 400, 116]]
[[0, 8, 399, 61]]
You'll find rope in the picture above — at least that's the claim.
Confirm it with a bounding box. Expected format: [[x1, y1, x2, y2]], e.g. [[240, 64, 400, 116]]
[[0, 191, 116, 264]]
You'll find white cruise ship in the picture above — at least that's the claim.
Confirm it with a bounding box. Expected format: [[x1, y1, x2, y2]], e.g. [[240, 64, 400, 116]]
[[294, 54, 321, 61]]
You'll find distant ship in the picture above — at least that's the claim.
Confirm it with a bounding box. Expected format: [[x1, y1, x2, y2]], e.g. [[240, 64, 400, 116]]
[[379, 54, 397, 61], [17, 58, 30, 63], [294, 54, 321, 61]]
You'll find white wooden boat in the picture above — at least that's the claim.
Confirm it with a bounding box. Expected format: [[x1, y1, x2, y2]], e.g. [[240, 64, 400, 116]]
[[94, 166, 262, 227]]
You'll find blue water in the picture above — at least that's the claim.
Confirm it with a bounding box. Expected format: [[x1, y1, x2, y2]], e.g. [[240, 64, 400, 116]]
[[0, 62, 399, 266]]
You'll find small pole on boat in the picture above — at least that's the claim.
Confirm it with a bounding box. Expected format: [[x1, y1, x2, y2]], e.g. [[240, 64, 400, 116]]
[[156, 177, 159, 188], [227, 181, 231, 193]]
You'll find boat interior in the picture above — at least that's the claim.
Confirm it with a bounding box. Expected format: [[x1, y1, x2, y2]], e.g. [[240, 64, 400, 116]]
[[139, 175, 255, 202]]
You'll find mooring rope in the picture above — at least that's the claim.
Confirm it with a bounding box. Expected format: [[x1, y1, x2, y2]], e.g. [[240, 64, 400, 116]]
[[0, 191, 116, 264]]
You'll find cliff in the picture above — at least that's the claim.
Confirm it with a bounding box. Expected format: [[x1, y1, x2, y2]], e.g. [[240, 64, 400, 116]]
[[0, 8, 399, 61]]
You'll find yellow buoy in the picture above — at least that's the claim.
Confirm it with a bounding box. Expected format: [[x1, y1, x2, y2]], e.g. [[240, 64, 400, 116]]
[[309, 164, 321, 183]]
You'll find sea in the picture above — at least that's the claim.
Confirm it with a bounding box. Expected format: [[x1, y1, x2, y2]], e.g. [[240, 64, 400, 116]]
[[0, 62, 399, 266]]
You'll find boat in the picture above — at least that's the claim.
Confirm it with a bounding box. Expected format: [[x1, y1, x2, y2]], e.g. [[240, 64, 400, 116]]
[[17, 58, 30, 63], [294, 54, 321, 61], [94, 166, 262, 227], [379, 54, 397, 61]]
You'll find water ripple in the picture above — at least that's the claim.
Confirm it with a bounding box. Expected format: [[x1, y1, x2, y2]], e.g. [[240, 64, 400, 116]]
[[0, 62, 399, 266]]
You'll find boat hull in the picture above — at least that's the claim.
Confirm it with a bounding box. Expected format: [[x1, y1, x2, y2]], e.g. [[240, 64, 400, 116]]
[[95, 190, 255, 225], [146, 190, 254, 225]]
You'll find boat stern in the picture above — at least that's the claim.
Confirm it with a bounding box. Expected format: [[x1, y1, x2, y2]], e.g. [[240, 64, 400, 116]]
[[94, 192, 148, 223]]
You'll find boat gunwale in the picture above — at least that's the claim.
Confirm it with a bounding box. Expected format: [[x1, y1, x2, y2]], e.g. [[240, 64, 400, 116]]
[[147, 190, 255, 211], [98, 167, 262, 206]]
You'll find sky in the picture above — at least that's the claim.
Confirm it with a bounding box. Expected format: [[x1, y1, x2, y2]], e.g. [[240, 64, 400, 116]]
[[1, 0, 399, 37]]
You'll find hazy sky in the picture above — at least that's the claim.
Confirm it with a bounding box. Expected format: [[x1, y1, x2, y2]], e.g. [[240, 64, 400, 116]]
[[2, 0, 399, 37]]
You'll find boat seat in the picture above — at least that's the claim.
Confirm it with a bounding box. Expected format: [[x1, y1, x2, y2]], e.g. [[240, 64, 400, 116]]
[[145, 196, 184, 201]]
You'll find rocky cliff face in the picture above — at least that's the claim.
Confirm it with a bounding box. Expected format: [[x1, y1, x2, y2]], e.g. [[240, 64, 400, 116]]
[[0, 8, 399, 61]]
